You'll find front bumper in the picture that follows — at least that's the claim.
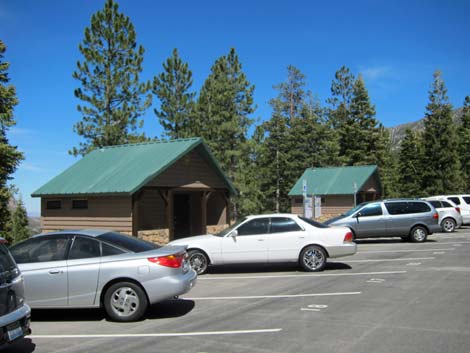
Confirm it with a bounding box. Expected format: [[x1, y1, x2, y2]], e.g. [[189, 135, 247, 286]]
[[0, 304, 31, 344]]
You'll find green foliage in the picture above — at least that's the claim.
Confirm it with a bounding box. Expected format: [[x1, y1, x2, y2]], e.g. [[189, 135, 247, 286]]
[[71, 0, 151, 156], [458, 96, 470, 192], [398, 129, 424, 197], [422, 71, 462, 195], [6, 195, 30, 244], [0, 40, 24, 237], [153, 48, 195, 139], [194, 48, 256, 217]]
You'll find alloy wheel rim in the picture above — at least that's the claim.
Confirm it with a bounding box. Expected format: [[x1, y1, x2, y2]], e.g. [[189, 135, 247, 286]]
[[414, 228, 426, 241], [111, 287, 139, 317], [303, 248, 324, 270], [190, 254, 207, 274], [443, 220, 454, 232]]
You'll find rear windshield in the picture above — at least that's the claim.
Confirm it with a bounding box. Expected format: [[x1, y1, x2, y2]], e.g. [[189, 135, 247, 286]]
[[299, 217, 329, 228], [97, 232, 159, 253], [0, 243, 17, 272], [448, 197, 461, 205], [463, 197, 470, 205]]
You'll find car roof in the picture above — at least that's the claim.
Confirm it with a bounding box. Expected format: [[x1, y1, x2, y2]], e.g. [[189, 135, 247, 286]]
[[32, 229, 111, 238], [245, 213, 299, 219]]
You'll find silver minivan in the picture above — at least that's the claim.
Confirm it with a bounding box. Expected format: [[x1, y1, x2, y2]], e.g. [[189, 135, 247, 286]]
[[325, 199, 442, 242], [0, 238, 31, 345]]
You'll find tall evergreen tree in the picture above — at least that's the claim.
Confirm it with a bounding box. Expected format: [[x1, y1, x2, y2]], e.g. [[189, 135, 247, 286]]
[[6, 195, 30, 244], [153, 48, 195, 139], [71, 0, 151, 156], [0, 40, 24, 238], [398, 129, 424, 197], [422, 71, 462, 194], [195, 48, 256, 217], [458, 96, 470, 192]]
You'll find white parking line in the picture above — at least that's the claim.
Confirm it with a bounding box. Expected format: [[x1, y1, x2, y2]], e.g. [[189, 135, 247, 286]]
[[198, 271, 407, 280], [358, 248, 453, 253], [346, 257, 435, 263], [187, 292, 361, 300], [30, 328, 282, 338]]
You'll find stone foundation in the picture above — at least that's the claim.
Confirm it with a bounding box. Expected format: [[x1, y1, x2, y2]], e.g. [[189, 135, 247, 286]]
[[137, 229, 170, 245], [207, 224, 229, 234]]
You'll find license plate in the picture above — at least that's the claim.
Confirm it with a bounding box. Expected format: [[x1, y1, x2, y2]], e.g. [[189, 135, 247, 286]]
[[7, 323, 23, 342]]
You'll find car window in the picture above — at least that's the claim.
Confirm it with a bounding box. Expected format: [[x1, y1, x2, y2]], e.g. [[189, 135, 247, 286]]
[[101, 242, 126, 256], [385, 202, 408, 215], [357, 203, 382, 217], [10, 236, 70, 264], [237, 218, 269, 236], [69, 237, 101, 260], [407, 202, 431, 213], [448, 197, 460, 205], [0, 243, 17, 272], [463, 197, 470, 205], [299, 216, 329, 228], [270, 218, 302, 233], [97, 232, 159, 253], [441, 201, 453, 208], [428, 201, 441, 208]]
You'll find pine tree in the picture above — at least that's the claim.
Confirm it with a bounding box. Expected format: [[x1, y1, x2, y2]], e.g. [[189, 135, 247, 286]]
[[0, 40, 24, 238], [6, 195, 30, 244], [153, 48, 195, 139], [422, 71, 462, 195], [398, 129, 424, 197], [458, 96, 470, 192], [195, 48, 256, 217], [71, 0, 151, 156]]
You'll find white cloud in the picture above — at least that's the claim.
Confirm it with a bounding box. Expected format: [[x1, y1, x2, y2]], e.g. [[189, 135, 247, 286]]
[[18, 162, 44, 172], [360, 66, 392, 81]]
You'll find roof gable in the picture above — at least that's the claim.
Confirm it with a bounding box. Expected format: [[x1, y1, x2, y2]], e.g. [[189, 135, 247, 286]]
[[32, 138, 236, 197], [288, 165, 379, 196]]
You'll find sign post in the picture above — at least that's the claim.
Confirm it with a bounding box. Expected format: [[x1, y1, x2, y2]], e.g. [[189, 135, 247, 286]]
[[302, 180, 307, 217]]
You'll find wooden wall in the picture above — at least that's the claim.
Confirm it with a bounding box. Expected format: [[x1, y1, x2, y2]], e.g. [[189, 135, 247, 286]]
[[41, 196, 132, 232]]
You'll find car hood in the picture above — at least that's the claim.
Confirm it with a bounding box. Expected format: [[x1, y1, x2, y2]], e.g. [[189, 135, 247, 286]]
[[168, 234, 217, 245]]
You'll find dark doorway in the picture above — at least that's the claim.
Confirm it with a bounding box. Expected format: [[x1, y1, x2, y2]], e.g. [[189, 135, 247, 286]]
[[173, 194, 191, 239]]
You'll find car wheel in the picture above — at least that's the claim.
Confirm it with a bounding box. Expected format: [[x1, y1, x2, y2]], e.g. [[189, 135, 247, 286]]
[[188, 249, 209, 275], [410, 226, 428, 243], [299, 245, 327, 272], [441, 218, 456, 233], [104, 282, 148, 322]]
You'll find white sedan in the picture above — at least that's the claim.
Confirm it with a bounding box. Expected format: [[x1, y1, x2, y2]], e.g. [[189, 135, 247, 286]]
[[168, 214, 356, 274]]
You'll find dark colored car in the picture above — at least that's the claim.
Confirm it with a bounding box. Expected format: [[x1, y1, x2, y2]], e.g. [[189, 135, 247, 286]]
[[0, 238, 31, 345]]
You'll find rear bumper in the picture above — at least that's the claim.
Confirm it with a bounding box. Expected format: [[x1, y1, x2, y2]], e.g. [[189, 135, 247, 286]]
[[0, 304, 31, 344], [428, 224, 443, 234], [143, 270, 197, 304], [327, 243, 357, 258]]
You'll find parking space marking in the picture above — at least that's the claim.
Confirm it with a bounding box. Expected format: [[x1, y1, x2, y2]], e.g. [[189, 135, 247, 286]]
[[187, 291, 361, 300], [30, 328, 283, 339], [301, 304, 328, 312], [366, 278, 386, 283], [358, 248, 454, 253], [406, 262, 422, 266], [433, 251, 445, 254], [346, 257, 434, 263], [198, 271, 407, 280]]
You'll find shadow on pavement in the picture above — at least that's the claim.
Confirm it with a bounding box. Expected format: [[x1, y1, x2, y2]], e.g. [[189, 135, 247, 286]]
[[31, 299, 195, 322], [355, 238, 436, 244], [0, 338, 35, 353], [204, 261, 352, 274]]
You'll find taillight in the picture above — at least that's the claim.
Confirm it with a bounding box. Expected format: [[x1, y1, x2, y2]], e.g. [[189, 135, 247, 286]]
[[433, 212, 438, 219], [455, 207, 461, 214], [148, 253, 184, 268], [344, 231, 354, 242]]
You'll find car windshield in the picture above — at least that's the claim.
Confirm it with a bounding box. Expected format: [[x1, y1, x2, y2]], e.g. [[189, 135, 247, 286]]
[[215, 217, 247, 237], [342, 203, 367, 217], [97, 232, 159, 253]]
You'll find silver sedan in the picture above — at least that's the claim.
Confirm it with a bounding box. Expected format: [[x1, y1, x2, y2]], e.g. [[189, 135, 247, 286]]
[[9, 230, 197, 322]]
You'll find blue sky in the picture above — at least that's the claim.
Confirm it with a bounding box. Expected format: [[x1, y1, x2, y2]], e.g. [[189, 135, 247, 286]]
[[1, 0, 469, 215]]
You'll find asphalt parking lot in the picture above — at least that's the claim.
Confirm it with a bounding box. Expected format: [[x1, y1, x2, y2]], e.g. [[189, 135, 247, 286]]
[[5, 228, 470, 353]]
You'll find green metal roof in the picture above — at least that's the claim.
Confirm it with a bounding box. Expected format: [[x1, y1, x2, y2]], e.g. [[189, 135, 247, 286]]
[[288, 165, 379, 196], [32, 138, 237, 197]]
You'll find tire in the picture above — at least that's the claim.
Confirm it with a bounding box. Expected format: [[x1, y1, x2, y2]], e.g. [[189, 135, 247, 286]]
[[441, 218, 456, 233], [410, 226, 428, 243], [188, 249, 209, 275], [299, 245, 327, 272], [104, 282, 148, 322]]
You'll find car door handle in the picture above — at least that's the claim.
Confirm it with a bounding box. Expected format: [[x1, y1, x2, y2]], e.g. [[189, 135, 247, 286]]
[[257, 239, 265, 241], [49, 270, 63, 274]]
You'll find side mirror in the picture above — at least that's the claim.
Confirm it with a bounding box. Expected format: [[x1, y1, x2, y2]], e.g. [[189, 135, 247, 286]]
[[230, 230, 238, 237], [355, 212, 362, 218]]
